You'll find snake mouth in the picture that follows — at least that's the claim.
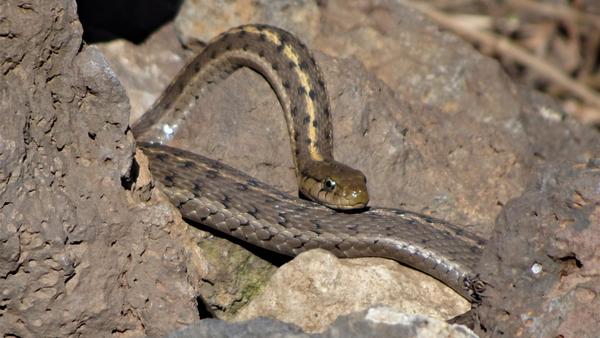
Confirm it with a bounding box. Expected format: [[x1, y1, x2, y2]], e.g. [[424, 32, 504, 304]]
[[322, 200, 369, 211], [300, 190, 369, 211]]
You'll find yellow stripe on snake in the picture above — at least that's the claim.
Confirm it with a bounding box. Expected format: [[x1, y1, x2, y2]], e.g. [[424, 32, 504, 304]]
[[132, 24, 486, 303]]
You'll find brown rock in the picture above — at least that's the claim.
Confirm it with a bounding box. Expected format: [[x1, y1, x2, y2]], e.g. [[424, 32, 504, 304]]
[[233, 249, 469, 333], [174, 0, 321, 46], [96, 24, 189, 126], [171, 306, 479, 337], [0, 1, 202, 336], [193, 231, 278, 320], [475, 159, 600, 337]]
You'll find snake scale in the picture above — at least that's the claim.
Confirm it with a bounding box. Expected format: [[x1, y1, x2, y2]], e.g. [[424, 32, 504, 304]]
[[132, 24, 486, 302]]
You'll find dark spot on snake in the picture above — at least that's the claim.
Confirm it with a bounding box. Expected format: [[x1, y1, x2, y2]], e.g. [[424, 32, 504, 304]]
[[324, 107, 330, 117], [309, 90, 316, 101], [239, 30, 246, 36], [288, 61, 296, 69], [182, 161, 195, 169], [237, 183, 248, 191], [283, 81, 290, 89], [155, 153, 168, 162], [291, 105, 297, 116], [246, 205, 258, 217], [212, 161, 224, 170], [192, 186, 202, 198], [272, 62, 279, 71], [163, 175, 175, 188], [297, 86, 305, 95], [258, 50, 265, 57], [242, 44, 249, 51], [247, 205, 258, 217], [206, 170, 219, 179], [299, 61, 308, 70], [276, 43, 284, 52], [318, 79, 325, 89], [312, 120, 318, 128], [295, 148, 300, 156], [193, 62, 201, 73], [209, 50, 216, 59], [424, 216, 434, 223], [259, 33, 266, 41], [264, 197, 275, 203], [303, 116, 310, 125], [221, 195, 231, 208], [420, 238, 429, 245], [247, 178, 260, 187], [304, 138, 311, 145], [225, 43, 232, 51]]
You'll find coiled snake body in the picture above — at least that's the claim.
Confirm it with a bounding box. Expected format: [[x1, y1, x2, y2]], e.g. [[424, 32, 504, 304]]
[[132, 24, 485, 302]]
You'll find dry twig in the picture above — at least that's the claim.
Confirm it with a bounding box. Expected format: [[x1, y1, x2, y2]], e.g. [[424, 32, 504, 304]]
[[404, 0, 600, 118]]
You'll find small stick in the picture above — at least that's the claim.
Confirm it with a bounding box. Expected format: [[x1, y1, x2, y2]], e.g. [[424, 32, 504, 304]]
[[403, 0, 600, 112]]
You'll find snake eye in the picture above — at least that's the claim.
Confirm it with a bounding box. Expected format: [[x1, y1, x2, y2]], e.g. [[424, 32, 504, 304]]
[[324, 178, 336, 191]]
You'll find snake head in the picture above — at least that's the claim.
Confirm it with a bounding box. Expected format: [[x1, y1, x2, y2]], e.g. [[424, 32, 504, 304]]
[[300, 160, 369, 210]]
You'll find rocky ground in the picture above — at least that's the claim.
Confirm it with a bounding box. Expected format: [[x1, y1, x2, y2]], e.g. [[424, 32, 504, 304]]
[[2, 0, 600, 337]]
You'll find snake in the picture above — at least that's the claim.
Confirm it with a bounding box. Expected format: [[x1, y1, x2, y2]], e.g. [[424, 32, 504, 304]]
[[131, 24, 486, 303]]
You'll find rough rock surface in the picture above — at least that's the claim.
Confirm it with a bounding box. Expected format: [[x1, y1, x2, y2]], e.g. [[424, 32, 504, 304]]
[[171, 306, 478, 338], [193, 228, 279, 319], [96, 24, 189, 124], [174, 0, 321, 47], [475, 159, 600, 337], [0, 1, 202, 336], [233, 250, 469, 333]]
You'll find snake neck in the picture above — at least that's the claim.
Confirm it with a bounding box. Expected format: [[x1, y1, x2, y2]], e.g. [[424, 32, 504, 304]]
[[132, 24, 335, 167]]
